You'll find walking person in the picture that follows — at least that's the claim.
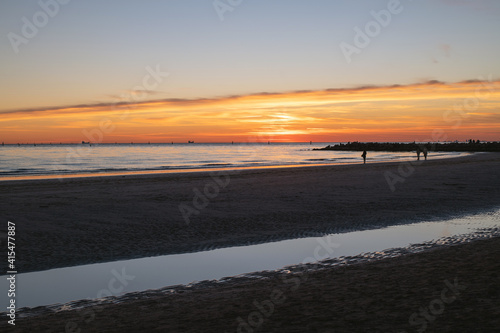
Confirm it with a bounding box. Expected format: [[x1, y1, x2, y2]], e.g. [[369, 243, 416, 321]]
[[361, 150, 367, 164]]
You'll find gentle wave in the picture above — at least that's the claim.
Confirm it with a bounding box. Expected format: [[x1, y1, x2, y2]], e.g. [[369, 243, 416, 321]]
[[0, 143, 471, 178]]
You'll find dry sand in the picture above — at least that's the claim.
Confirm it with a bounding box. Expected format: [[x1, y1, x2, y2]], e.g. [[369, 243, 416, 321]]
[[1, 153, 500, 273]]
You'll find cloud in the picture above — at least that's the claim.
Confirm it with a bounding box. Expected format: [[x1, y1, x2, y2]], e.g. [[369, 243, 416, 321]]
[[439, 43, 452, 57], [1, 79, 499, 131]]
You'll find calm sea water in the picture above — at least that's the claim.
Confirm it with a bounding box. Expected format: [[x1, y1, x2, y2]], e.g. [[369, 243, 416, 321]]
[[0, 143, 468, 178]]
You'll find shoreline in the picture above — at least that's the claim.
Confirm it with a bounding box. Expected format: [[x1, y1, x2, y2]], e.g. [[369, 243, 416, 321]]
[[0, 152, 474, 183], [0, 152, 471, 182], [0, 162, 364, 182], [1, 153, 499, 274]]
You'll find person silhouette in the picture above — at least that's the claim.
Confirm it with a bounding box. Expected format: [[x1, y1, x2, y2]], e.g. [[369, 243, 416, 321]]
[[423, 147, 428, 160], [416, 146, 421, 160], [361, 150, 367, 164]]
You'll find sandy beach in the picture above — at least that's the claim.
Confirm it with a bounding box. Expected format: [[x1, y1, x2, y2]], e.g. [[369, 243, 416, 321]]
[[1, 153, 500, 332], [1, 153, 500, 273]]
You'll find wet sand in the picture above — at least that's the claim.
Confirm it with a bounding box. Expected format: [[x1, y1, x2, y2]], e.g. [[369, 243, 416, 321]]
[[1, 153, 500, 273], [6, 235, 500, 332]]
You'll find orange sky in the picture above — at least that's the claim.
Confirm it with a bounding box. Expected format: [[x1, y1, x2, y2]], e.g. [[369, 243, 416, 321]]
[[1, 80, 499, 144]]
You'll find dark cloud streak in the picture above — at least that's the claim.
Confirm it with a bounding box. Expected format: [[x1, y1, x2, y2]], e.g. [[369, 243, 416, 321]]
[[1, 79, 498, 118]]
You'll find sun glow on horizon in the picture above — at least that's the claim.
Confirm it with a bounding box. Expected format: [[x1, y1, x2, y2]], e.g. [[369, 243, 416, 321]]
[[1, 80, 499, 144]]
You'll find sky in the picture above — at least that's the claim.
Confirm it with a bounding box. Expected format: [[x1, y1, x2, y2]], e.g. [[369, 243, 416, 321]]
[[0, 0, 499, 143]]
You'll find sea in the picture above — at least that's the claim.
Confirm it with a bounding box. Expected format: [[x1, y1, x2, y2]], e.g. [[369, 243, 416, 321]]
[[0, 142, 470, 179]]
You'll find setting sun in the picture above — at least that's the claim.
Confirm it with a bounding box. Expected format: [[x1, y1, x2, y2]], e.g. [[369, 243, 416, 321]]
[[1, 80, 499, 144]]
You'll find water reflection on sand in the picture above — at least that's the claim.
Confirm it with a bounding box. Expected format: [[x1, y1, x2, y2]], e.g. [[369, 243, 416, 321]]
[[2, 209, 499, 310]]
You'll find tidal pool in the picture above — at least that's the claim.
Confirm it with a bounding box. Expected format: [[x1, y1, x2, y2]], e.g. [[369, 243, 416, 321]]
[[2, 209, 499, 310]]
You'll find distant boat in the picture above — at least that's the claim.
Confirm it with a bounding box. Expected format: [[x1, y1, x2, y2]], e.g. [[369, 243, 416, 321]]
[[188, 141, 194, 143]]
